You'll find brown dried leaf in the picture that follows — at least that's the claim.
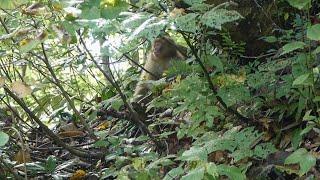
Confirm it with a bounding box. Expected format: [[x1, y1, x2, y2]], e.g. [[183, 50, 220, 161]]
[[14, 149, 31, 164], [70, 169, 86, 180], [0, 77, 5, 87], [58, 130, 85, 138]]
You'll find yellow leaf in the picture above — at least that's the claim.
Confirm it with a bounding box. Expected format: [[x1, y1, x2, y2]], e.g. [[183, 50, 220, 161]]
[[19, 39, 30, 46], [11, 81, 32, 98], [14, 149, 31, 164], [103, 0, 117, 7], [95, 121, 110, 130], [70, 169, 86, 180]]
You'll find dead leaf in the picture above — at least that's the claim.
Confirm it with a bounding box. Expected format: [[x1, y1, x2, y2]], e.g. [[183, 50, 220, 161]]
[[52, 25, 71, 44], [60, 123, 78, 132], [208, 150, 228, 163], [70, 169, 86, 180], [22, 3, 46, 16], [0, 77, 5, 87], [95, 121, 110, 131], [11, 81, 32, 98], [279, 133, 291, 149], [58, 130, 85, 138], [14, 149, 31, 164]]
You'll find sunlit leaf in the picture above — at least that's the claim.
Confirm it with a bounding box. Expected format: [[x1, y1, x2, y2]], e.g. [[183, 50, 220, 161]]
[[201, 8, 242, 30], [0, 0, 27, 9], [179, 146, 208, 161], [280, 41, 305, 56], [292, 73, 312, 86]]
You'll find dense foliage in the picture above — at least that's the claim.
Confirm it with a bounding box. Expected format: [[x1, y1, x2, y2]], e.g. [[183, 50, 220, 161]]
[[0, 0, 319, 179]]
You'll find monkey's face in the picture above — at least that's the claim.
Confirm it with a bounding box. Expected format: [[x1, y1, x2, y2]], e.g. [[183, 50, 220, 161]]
[[152, 38, 177, 60]]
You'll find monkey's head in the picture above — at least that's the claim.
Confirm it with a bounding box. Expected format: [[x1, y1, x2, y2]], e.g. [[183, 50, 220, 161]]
[[152, 37, 178, 60]]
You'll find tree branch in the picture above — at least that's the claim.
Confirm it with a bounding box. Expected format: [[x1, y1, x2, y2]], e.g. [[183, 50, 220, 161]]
[[180, 32, 251, 123]]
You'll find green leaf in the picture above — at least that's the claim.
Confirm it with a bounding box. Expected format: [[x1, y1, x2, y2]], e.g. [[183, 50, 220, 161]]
[[183, 0, 205, 5], [217, 165, 246, 180], [179, 146, 208, 162], [292, 73, 312, 86], [20, 39, 42, 53], [175, 13, 199, 33], [201, 9, 242, 30], [263, 36, 278, 43], [254, 143, 277, 159], [285, 148, 316, 176], [217, 84, 250, 107], [286, 0, 311, 10], [280, 41, 306, 56], [206, 163, 219, 178], [181, 167, 205, 180], [45, 156, 57, 173], [164, 166, 184, 180], [0, 0, 27, 9], [302, 110, 316, 121], [101, 0, 129, 20], [312, 46, 320, 55], [79, 0, 100, 19], [0, 131, 9, 146], [291, 128, 302, 150], [128, 17, 167, 41], [307, 24, 320, 41], [207, 55, 224, 72], [300, 124, 315, 136]]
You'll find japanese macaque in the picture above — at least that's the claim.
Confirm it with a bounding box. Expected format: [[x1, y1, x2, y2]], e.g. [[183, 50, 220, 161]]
[[132, 36, 187, 103]]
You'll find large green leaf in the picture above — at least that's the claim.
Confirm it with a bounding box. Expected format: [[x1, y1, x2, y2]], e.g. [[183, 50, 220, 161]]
[[292, 73, 313, 86], [79, 0, 101, 19], [0, 0, 27, 9], [179, 146, 208, 161], [286, 0, 311, 10], [127, 18, 167, 41], [280, 41, 305, 56], [164, 166, 184, 180], [101, 0, 129, 20], [174, 13, 199, 33], [217, 165, 246, 180], [201, 8, 242, 30], [181, 167, 205, 180], [307, 24, 320, 41], [285, 148, 316, 176]]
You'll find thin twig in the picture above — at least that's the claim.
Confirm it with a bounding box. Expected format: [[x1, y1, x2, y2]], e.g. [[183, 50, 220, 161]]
[[77, 31, 162, 149], [180, 32, 251, 123]]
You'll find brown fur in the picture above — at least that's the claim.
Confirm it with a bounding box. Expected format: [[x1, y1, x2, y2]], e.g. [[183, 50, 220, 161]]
[[132, 37, 186, 103]]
